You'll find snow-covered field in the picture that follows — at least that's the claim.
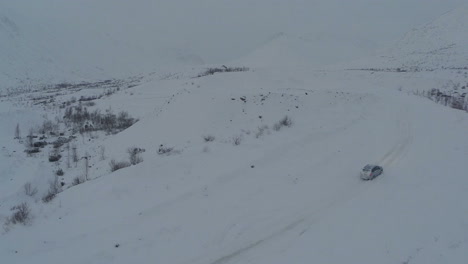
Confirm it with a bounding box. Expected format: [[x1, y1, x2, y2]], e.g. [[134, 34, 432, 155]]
[[1, 2, 468, 264], [1, 64, 467, 263]]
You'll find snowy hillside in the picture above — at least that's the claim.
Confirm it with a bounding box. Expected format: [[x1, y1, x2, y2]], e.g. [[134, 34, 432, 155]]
[[346, 4, 468, 71], [1, 2, 468, 264]]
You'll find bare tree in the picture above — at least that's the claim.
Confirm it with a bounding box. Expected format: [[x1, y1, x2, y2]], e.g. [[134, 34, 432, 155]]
[[99, 146, 106, 161], [84, 152, 89, 181], [72, 145, 78, 167], [14, 123, 21, 139], [26, 128, 34, 148], [66, 142, 71, 168]]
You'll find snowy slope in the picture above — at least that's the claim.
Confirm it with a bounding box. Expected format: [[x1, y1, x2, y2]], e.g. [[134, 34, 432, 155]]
[[1, 63, 468, 264]]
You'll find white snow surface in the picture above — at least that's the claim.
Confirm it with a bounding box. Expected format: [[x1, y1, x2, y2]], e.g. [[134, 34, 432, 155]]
[[1, 3, 468, 264]]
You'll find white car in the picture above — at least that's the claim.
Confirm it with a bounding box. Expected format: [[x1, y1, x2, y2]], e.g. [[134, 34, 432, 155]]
[[360, 164, 383, 180]]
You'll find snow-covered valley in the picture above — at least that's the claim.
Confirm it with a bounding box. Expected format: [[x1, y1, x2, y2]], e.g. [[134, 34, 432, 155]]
[[1, 2, 468, 264]]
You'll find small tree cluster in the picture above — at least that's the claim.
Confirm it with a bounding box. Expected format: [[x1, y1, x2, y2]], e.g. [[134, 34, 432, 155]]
[[64, 105, 137, 133], [197, 66, 249, 77], [415, 88, 468, 112]]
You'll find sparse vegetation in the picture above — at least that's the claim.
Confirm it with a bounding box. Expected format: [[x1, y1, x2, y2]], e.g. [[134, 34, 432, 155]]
[[197, 66, 249, 78], [110, 159, 131, 172], [42, 177, 61, 203], [273, 116, 293, 131], [49, 152, 62, 162], [158, 144, 174, 155], [127, 147, 144, 165], [415, 87, 468, 112], [72, 176, 85, 186], [14, 123, 21, 139], [255, 125, 270, 138], [63, 106, 137, 133], [5, 203, 31, 226], [232, 135, 243, 146], [56, 168, 64, 176], [203, 135, 215, 142]]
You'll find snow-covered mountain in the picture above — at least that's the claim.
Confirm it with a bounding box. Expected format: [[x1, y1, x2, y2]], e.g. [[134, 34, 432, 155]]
[[2, 0, 465, 89], [347, 4, 468, 70]]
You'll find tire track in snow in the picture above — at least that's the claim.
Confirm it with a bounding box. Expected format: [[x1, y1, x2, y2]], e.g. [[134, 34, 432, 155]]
[[379, 105, 413, 167]]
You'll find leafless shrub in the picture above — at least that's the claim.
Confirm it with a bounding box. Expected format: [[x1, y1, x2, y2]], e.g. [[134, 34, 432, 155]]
[[49, 153, 62, 162], [273, 116, 293, 131], [14, 123, 21, 139], [110, 159, 131, 172], [42, 177, 61, 203], [255, 125, 270, 138], [56, 168, 64, 176], [25, 147, 41, 155], [127, 147, 144, 165], [232, 135, 243, 146], [72, 176, 85, 186], [203, 135, 215, 142], [24, 182, 38, 197], [158, 144, 174, 155], [6, 203, 31, 225]]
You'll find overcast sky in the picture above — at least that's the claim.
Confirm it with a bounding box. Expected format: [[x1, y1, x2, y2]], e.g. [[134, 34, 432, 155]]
[[2, 0, 466, 67]]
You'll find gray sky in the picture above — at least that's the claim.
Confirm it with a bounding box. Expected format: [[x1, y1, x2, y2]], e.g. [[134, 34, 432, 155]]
[[2, 0, 466, 69]]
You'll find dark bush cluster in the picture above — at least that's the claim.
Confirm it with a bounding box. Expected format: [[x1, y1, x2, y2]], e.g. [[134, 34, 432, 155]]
[[25, 147, 41, 155], [273, 116, 293, 131], [72, 176, 85, 186], [197, 66, 249, 77], [415, 88, 468, 111], [49, 154, 62, 162], [6, 203, 31, 225], [109, 159, 131, 172], [158, 144, 174, 155], [203, 135, 215, 142], [63, 105, 137, 133], [127, 147, 145, 165]]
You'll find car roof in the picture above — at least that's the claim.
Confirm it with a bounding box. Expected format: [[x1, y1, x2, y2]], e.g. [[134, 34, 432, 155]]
[[363, 164, 378, 170]]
